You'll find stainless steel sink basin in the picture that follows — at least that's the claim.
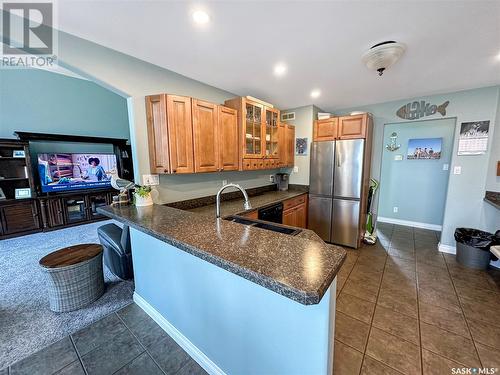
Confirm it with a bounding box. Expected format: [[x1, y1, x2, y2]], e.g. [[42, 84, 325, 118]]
[[223, 215, 302, 236]]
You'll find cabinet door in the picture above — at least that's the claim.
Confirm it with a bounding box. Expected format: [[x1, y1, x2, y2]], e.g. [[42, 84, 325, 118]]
[[88, 193, 110, 219], [338, 115, 366, 139], [313, 118, 338, 141], [286, 125, 295, 167], [145, 94, 170, 173], [192, 99, 219, 173], [264, 107, 280, 158], [295, 203, 307, 228], [243, 101, 264, 158], [0, 200, 40, 235], [218, 106, 239, 171], [48, 198, 65, 227], [282, 208, 296, 227], [167, 95, 194, 173], [63, 196, 88, 224], [277, 123, 286, 167]]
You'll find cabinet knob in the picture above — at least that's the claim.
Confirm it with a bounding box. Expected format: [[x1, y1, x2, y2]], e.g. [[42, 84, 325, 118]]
[[221, 167, 224, 171], [164, 169, 168, 173], [172, 169, 177, 173]]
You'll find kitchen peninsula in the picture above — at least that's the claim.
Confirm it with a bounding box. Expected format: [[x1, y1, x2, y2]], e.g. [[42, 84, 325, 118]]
[[99, 196, 346, 375]]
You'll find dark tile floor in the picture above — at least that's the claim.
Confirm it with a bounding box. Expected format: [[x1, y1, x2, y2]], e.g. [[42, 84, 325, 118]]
[[334, 223, 500, 375], [4, 303, 207, 375]]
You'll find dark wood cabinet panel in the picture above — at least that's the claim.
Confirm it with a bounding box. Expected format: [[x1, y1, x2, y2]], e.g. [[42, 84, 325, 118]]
[[47, 198, 65, 227], [0, 200, 40, 235]]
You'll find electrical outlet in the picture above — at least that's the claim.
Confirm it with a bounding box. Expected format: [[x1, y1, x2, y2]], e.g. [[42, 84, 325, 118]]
[[269, 175, 275, 183], [393, 207, 398, 213], [293, 166, 299, 173], [443, 164, 449, 171], [453, 166, 462, 175], [222, 180, 228, 186], [394, 154, 403, 161], [142, 174, 160, 186]]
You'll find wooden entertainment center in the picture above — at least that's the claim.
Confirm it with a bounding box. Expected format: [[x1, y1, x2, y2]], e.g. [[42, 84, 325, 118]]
[[0, 133, 133, 240]]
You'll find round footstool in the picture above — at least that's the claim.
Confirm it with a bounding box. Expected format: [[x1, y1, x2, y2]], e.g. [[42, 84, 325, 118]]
[[39, 244, 105, 312]]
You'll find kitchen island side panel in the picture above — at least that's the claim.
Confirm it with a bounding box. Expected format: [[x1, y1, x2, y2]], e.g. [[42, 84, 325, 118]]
[[130, 228, 336, 375]]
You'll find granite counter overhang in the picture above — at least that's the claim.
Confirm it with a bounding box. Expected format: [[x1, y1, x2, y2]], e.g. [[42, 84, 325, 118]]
[[98, 204, 346, 305], [484, 191, 500, 210]]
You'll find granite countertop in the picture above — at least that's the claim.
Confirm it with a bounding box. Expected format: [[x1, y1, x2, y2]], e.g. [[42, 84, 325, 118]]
[[485, 191, 500, 210], [98, 203, 346, 305], [187, 190, 307, 218]]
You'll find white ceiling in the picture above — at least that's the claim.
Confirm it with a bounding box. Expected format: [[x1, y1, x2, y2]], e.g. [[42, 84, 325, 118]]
[[58, 0, 500, 111]]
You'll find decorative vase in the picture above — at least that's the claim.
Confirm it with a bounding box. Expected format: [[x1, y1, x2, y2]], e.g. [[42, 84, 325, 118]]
[[134, 193, 153, 207]]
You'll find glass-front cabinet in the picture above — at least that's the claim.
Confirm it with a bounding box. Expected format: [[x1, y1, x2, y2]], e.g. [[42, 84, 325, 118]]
[[264, 107, 280, 158], [244, 102, 263, 157]]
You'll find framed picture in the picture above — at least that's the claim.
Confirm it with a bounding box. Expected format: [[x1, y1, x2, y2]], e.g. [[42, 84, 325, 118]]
[[458, 121, 489, 155], [0, 188, 5, 200], [407, 138, 442, 160], [13, 150, 26, 158], [295, 138, 308, 156], [15, 188, 31, 199]]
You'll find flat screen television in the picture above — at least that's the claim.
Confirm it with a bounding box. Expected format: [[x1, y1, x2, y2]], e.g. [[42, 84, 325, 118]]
[[37, 153, 117, 193]]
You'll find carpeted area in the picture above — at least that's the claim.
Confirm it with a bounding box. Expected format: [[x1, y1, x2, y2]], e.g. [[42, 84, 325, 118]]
[[0, 220, 134, 370]]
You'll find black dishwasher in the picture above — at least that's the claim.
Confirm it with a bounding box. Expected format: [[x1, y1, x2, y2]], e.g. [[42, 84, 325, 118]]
[[258, 203, 283, 224]]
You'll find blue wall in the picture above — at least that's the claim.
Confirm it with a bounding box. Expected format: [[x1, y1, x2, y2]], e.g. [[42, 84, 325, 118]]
[[0, 69, 129, 139], [379, 118, 456, 225]]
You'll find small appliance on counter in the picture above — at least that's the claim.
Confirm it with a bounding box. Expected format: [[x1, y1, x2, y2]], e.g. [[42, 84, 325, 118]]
[[275, 173, 289, 191]]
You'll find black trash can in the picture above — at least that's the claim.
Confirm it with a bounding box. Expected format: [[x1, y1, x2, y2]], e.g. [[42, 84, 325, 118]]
[[454, 228, 500, 269]]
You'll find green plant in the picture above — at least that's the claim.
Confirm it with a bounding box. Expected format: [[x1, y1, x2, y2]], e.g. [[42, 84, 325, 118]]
[[134, 185, 152, 198]]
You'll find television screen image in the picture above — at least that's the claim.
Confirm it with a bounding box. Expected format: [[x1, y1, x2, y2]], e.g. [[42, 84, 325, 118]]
[[38, 153, 117, 193], [406, 138, 442, 160]]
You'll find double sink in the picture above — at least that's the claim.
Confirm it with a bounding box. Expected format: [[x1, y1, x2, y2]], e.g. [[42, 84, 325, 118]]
[[223, 215, 302, 236]]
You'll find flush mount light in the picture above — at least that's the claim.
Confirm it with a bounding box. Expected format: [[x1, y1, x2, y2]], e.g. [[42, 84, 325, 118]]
[[192, 10, 210, 25], [273, 63, 287, 77], [310, 89, 321, 99], [362, 41, 406, 76]]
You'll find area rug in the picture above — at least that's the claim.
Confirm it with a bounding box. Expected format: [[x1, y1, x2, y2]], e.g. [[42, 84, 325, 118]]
[[0, 220, 134, 369]]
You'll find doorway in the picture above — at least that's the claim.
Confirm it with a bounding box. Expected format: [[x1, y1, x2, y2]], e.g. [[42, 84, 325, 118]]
[[378, 118, 456, 229]]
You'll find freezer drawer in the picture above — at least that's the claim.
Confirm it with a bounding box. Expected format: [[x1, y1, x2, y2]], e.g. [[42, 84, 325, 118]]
[[307, 195, 332, 242], [331, 198, 360, 248], [309, 141, 335, 196], [334, 139, 364, 199]]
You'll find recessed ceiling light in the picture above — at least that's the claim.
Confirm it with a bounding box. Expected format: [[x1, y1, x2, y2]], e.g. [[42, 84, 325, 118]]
[[310, 89, 321, 99], [192, 10, 210, 25], [273, 63, 287, 77]]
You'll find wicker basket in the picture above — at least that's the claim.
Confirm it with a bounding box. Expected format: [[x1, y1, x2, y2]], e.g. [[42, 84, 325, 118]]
[[40, 251, 105, 312]]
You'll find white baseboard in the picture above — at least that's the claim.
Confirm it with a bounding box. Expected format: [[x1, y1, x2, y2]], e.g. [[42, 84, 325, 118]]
[[378, 217, 442, 231], [438, 242, 456, 254], [133, 293, 226, 375]]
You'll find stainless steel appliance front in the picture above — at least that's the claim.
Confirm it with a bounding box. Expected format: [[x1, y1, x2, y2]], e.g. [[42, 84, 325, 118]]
[[334, 139, 364, 199]]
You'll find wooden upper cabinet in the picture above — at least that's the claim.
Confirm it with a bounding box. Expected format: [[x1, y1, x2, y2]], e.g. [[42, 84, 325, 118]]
[[167, 95, 194, 173], [313, 118, 338, 141], [145, 94, 170, 174], [264, 107, 280, 159], [338, 114, 367, 139], [285, 124, 295, 167], [192, 99, 219, 173], [278, 123, 286, 167], [218, 106, 239, 171]]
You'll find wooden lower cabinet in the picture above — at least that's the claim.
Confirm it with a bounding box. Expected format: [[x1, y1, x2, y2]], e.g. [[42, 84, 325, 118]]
[[282, 194, 307, 228], [0, 199, 41, 237], [241, 210, 258, 219]]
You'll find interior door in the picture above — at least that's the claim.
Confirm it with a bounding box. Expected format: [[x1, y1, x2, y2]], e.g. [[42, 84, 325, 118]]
[[167, 95, 194, 174], [192, 99, 219, 173], [334, 139, 364, 199], [309, 141, 335, 196], [331, 199, 360, 248], [218, 106, 239, 171], [307, 195, 332, 242]]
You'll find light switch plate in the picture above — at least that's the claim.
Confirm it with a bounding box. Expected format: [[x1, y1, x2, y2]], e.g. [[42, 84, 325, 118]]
[[142, 174, 160, 186], [453, 166, 462, 175], [293, 166, 299, 173], [443, 164, 449, 171], [222, 180, 228, 186], [394, 155, 403, 161]]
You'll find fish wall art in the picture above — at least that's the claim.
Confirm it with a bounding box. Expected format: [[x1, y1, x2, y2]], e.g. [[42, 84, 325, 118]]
[[396, 100, 449, 120]]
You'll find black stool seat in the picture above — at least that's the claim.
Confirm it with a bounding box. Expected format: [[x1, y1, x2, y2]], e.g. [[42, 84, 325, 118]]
[[97, 223, 133, 280]]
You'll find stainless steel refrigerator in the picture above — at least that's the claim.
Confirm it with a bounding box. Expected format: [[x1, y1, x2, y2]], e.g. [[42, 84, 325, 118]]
[[308, 139, 365, 248]]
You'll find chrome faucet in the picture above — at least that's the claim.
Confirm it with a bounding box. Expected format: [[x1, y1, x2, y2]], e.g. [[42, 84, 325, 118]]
[[216, 183, 252, 218]]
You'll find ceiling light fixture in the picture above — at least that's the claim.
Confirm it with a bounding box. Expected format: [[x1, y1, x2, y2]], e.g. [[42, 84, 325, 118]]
[[273, 63, 287, 77], [310, 89, 321, 99], [362, 41, 406, 76], [192, 10, 210, 25]]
